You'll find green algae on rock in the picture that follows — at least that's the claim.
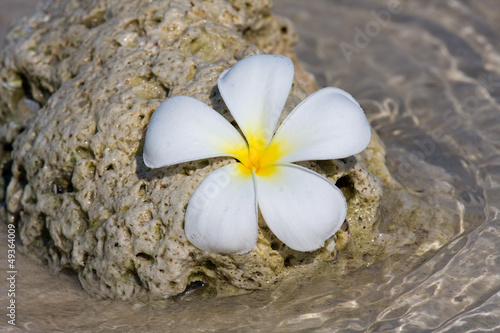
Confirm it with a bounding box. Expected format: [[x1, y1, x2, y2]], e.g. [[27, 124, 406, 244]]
[[1, 0, 459, 300]]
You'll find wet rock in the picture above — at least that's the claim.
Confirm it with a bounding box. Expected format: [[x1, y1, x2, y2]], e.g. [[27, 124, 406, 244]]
[[0, 0, 456, 300]]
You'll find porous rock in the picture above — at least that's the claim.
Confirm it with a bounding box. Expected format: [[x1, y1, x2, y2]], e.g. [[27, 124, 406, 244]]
[[0, 0, 457, 300]]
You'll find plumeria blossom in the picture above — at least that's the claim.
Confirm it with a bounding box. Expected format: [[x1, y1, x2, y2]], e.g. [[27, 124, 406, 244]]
[[143, 54, 371, 254]]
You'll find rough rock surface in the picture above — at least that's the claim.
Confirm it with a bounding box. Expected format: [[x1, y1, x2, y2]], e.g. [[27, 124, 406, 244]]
[[0, 0, 458, 300]]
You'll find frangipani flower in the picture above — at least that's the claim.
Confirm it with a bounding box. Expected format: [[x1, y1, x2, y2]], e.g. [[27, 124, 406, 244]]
[[144, 54, 371, 254]]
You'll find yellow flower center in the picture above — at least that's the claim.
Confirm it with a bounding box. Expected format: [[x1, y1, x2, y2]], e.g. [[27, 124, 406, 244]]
[[233, 134, 281, 177]]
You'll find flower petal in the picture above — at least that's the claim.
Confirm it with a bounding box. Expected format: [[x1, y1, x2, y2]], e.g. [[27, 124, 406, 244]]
[[255, 163, 346, 252], [270, 87, 371, 163], [143, 96, 247, 168], [185, 163, 258, 254], [218, 54, 294, 147]]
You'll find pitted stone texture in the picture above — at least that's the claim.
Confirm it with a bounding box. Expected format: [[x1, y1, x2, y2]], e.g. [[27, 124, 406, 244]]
[[1, 0, 448, 300]]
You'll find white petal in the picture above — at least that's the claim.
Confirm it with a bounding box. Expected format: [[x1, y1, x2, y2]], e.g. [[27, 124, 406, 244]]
[[270, 87, 371, 163], [218, 54, 294, 147], [143, 96, 247, 168], [185, 163, 258, 254], [255, 164, 346, 252]]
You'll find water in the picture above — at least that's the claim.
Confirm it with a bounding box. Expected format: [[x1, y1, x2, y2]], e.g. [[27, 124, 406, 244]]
[[1, 0, 500, 331]]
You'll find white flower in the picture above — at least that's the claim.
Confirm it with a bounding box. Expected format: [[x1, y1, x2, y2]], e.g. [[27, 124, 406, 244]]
[[143, 54, 371, 254]]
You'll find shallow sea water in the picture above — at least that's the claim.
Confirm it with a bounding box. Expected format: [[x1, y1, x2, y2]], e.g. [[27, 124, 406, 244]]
[[1, 0, 500, 332]]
